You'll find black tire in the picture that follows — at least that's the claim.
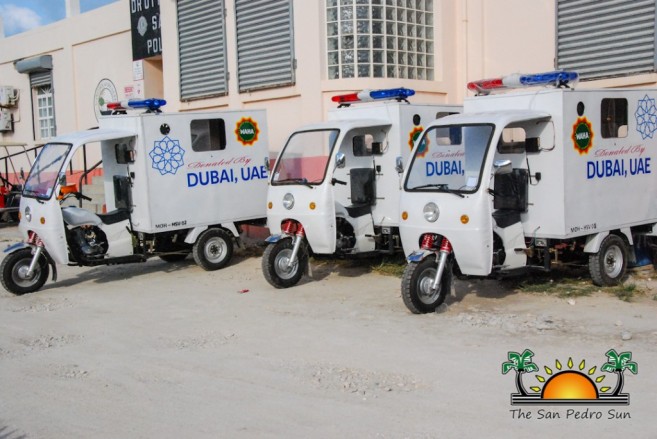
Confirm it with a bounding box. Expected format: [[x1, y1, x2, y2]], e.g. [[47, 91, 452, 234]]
[[1, 248, 49, 295], [401, 256, 452, 314], [192, 228, 234, 271], [589, 234, 628, 286], [159, 254, 188, 263], [262, 238, 308, 288]]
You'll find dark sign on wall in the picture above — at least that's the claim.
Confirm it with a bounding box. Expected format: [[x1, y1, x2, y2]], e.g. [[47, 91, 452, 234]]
[[131, 0, 162, 60]]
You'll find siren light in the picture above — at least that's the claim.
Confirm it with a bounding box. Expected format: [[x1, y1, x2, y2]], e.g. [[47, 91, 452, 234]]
[[106, 98, 167, 112], [467, 71, 579, 95], [331, 87, 415, 104]]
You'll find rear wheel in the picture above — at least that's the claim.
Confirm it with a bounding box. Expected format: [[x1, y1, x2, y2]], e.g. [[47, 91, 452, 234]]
[[193, 228, 234, 271], [589, 234, 628, 286], [401, 256, 451, 314], [262, 239, 308, 288], [1, 248, 49, 295]]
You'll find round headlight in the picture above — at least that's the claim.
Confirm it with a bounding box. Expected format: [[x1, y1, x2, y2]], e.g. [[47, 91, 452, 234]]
[[423, 202, 439, 222], [25, 206, 32, 222], [283, 193, 295, 210]]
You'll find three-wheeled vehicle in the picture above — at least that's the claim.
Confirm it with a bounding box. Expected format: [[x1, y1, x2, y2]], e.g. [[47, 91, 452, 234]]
[[1, 99, 269, 294], [262, 88, 460, 288], [399, 71, 657, 313]]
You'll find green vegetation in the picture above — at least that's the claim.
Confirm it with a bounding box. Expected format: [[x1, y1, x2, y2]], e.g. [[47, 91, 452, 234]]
[[370, 255, 406, 277]]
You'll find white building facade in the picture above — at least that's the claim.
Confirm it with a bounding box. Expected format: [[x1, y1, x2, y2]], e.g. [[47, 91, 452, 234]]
[[0, 0, 656, 174]]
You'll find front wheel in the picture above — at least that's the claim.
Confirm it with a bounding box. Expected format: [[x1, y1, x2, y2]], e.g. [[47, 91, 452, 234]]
[[589, 234, 628, 286], [1, 248, 50, 295], [192, 228, 234, 271], [262, 239, 308, 288], [401, 256, 452, 314]]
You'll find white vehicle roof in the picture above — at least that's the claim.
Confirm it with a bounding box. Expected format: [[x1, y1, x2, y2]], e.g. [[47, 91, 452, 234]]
[[292, 118, 393, 133], [48, 128, 137, 146], [433, 110, 551, 127]]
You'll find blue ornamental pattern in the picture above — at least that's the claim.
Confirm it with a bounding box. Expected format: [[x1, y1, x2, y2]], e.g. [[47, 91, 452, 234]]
[[149, 136, 185, 175], [635, 95, 657, 140]]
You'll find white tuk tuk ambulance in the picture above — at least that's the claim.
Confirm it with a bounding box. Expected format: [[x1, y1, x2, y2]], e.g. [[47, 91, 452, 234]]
[[1, 99, 269, 295], [399, 71, 657, 313], [262, 88, 460, 288]]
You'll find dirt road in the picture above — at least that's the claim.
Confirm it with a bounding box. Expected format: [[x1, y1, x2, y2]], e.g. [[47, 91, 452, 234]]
[[0, 226, 655, 438]]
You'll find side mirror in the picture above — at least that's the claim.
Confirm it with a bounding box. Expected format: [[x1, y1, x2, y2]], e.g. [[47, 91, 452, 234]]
[[58, 174, 67, 187], [264, 156, 271, 172], [336, 152, 346, 169], [20, 168, 25, 181], [395, 156, 404, 173], [493, 159, 513, 175]]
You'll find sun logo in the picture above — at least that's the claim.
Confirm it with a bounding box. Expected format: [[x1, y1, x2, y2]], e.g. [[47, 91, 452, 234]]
[[502, 349, 637, 405]]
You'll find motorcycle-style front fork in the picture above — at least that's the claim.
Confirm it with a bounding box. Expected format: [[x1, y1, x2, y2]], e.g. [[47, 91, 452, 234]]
[[422, 234, 453, 291], [282, 220, 305, 269], [25, 232, 45, 278]]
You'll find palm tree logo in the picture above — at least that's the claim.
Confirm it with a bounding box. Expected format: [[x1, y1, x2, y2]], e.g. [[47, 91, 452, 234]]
[[502, 349, 637, 405], [601, 349, 638, 397], [502, 349, 538, 397]]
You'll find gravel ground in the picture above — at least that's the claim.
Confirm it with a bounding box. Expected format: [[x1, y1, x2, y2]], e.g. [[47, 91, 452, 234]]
[[0, 225, 655, 438]]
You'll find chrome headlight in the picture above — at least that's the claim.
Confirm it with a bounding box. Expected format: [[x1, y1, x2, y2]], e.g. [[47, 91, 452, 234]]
[[423, 202, 439, 222], [282, 193, 295, 210], [25, 206, 32, 222]]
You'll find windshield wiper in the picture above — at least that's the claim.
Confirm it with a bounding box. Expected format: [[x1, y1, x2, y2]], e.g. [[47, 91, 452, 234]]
[[411, 183, 464, 198], [275, 178, 314, 188]]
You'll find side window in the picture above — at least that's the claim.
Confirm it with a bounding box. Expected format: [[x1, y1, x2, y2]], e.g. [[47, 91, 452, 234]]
[[190, 119, 226, 152], [353, 134, 382, 156], [498, 127, 526, 154], [601, 98, 628, 138]]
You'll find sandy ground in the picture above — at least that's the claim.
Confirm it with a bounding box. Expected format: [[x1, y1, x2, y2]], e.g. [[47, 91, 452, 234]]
[[0, 225, 656, 439]]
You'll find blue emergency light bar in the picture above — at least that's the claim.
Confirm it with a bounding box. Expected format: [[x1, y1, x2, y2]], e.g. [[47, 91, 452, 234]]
[[467, 71, 579, 94], [332, 87, 415, 104], [106, 98, 167, 112]]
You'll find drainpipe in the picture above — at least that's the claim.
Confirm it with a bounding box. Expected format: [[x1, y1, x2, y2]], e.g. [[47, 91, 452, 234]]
[[66, 0, 81, 18]]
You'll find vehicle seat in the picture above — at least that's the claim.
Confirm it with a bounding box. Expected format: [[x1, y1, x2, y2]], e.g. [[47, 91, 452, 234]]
[[346, 168, 375, 218], [97, 209, 130, 225]]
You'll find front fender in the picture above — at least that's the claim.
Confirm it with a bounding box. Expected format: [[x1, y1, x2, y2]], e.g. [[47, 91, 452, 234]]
[[406, 249, 434, 263], [4, 242, 29, 253], [265, 234, 285, 244]]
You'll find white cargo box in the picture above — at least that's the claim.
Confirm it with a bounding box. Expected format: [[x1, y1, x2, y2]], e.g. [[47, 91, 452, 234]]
[[465, 88, 657, 239], [99, 109, 269, 234]]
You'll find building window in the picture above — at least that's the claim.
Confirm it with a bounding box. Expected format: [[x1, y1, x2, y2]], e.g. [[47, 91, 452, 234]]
[[327, 0, 434, 80], [556, 0, 656, 80], [235, 0, 295, 92], [177, 0, 228, 100], [35, 85, 56, 140]]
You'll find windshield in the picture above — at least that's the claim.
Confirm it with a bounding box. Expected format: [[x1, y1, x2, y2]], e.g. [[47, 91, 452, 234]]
[[272, 129, 339, 186], [404, 124, 494, 193], [23, 143, 72, 200]]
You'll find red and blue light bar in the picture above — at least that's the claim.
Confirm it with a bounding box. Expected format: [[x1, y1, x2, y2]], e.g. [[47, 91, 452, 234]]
[[332, 87, 415, 104], [106, 98, 167, 112], [467, 71, 579, 94]]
